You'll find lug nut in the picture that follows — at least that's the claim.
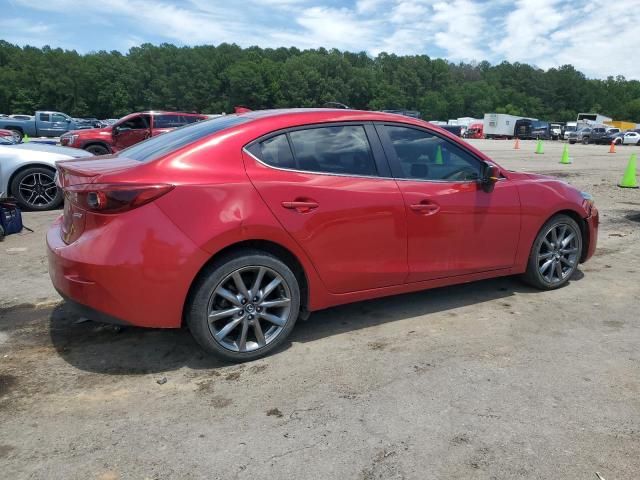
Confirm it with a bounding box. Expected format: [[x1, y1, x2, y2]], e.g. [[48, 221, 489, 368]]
[[241, 299, 247, 305], [257, 307, 262, 312], [253, 297, 258, 302], [248, 314, 254, 320]]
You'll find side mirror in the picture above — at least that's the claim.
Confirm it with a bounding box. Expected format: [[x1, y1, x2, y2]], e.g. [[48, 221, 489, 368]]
[[481, 163, 500, 192], [112, 126, 119, 136]]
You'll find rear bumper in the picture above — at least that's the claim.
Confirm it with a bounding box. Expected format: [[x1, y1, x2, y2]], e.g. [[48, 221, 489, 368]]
[[47, 205, 211, 328]]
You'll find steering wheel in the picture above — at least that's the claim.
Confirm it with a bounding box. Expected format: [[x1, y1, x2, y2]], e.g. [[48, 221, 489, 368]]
[[442, 167, 478, 181]]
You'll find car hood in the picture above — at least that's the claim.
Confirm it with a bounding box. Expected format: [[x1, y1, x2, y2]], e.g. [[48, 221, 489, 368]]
[[2, 143, 94, 158], [66, 126, 113, 137]]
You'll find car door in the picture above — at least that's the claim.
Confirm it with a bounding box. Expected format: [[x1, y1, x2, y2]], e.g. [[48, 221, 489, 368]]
[[112, 114, 151, 150], [244, 123, 408, 294], [48, 112, 72, 137], [375, 123, 521, 282]]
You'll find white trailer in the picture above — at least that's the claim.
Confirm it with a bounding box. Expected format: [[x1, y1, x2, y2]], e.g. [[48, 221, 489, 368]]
[[483, 113, 537, 139], [577, 113, 612, 126]]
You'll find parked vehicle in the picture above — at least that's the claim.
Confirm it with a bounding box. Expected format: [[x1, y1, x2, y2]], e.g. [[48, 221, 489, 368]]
[[616, 131, 640, 145], [0, 111, 81, 141], [72, 117, 102, 130], [577, 113, 612, 125], [464, 122, 483, 139], [515, 119, 550, 140], [603, 131, 625, 145], [0, 129, 17, 143], [48, 109, 599, 362], [0, 143, 93, 210], [59, 111, 207, 155], [568, 126, 609, 144], [563, 122, 577, 140], [440, 125, 462, 136], [550, 123, 563, 140], [483, 113, 537, 139]]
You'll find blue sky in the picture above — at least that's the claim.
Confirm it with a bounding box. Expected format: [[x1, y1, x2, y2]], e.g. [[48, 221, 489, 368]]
[[2, 0, 638, 79]]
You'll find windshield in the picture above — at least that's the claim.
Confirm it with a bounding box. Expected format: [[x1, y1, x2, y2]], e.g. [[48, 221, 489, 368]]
[[566, 126, 576, 132], [120, 115, 251, 162]]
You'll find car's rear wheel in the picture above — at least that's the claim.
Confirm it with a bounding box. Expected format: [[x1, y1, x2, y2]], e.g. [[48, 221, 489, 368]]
[[523, 214, 582, 290], [10, 167, 62, 210], [85, 144, 110, 155], [187, 250, 300, 362], [581, 137, 589, 145]]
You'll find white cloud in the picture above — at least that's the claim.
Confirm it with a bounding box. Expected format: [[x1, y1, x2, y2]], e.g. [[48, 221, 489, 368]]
[[4, 0, 640, 78]]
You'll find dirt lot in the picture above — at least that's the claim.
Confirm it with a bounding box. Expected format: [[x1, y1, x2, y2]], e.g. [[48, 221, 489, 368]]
[[1, 139, 639, 479]]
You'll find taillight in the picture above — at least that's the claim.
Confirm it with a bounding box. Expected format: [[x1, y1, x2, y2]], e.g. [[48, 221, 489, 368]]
[[64, 183, 174, 213]]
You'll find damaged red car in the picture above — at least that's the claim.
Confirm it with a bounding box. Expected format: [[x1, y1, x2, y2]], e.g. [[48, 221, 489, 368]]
[[48, 109, 598, 362]]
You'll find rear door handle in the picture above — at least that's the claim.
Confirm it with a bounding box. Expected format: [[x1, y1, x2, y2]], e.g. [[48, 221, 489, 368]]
[[281, 200, 319, 213], [409, 201, 440, 215]]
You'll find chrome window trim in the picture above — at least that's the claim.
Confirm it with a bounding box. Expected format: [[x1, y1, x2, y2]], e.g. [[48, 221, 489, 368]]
[[243, 148, 386, 181], [243, 147, 504, 184]]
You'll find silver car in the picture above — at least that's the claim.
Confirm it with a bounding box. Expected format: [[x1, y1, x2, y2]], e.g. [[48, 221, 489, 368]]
[[0, 138, 93, 210]]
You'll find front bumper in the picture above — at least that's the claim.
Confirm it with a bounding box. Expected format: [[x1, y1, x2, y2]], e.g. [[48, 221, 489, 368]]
[[583, 205, 599, 262]]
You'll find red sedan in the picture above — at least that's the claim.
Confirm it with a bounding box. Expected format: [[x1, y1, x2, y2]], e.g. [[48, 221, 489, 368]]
[[48, 109, 598, 362]]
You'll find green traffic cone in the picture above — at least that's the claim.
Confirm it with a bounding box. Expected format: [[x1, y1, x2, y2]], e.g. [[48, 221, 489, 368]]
[[23, 133, 29, 143], [535, 138, 544, 154], [618, 153, 639, 188], [435, 144, 443, 165], [560, 144, 571, 164]]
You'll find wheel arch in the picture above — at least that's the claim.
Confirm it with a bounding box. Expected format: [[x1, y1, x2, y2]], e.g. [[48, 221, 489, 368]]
[[541, 209, 590, 263], [3, 125, 24, 133], [82, 141, 112, 153], [183, 239, 310, 326]]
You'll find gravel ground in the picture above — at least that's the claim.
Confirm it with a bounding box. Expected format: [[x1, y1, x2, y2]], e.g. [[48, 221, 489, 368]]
[[0, 139, 638, 479]]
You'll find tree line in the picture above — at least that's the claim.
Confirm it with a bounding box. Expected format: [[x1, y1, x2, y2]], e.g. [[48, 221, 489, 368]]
[[1, 40, 640, 123]]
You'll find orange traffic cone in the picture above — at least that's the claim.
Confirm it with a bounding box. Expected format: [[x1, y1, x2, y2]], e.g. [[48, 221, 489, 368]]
[[514, 137, 520, 149], [609, 141, 616, 154]]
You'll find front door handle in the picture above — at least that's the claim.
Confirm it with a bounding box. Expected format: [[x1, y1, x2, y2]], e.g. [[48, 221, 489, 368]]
[[409, 201, 440, 215], [281, 200, 319, 213]]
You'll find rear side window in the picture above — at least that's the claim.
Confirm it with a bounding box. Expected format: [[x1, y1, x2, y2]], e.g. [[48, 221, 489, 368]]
[[39, 113, 50, 122], [254, 125, 378, 176], [121, 115, 251, 162], [260, 134, 296, 169], [382, 125, 482, 181], [154, 114, 202, 128]]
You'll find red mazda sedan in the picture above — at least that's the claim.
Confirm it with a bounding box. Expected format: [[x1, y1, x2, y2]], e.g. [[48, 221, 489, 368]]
[[48, 109, 598, 361]]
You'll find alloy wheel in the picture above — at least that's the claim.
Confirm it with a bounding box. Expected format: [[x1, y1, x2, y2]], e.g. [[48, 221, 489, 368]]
[[18, 172, 58, 208], [207, 266, 292, 352], [536, 223, 579, 284]]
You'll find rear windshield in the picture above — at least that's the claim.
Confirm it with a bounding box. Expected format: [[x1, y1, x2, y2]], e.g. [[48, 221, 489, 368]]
[[121, 115, 251, 162]]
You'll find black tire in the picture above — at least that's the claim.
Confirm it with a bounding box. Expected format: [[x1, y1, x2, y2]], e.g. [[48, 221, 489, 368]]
[[569, 140, 575, 145], [10, 167, 62, 211], [581, 137, 589, 145], [85, 144, 110, 155], [522, 214, 583, 290], [186, 249, 301, 362], [9, 129, 23, 143]]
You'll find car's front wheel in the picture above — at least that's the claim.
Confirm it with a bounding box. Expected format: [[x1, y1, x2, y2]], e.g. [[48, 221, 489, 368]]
[[523, 214, 583, 290], [10, 167, 62, 210], [187, 250, 300, 362], [85, 144, 110, 155]]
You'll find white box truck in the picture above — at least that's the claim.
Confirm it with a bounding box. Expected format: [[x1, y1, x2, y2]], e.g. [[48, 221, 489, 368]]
[[483, 113, 537, 139]]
